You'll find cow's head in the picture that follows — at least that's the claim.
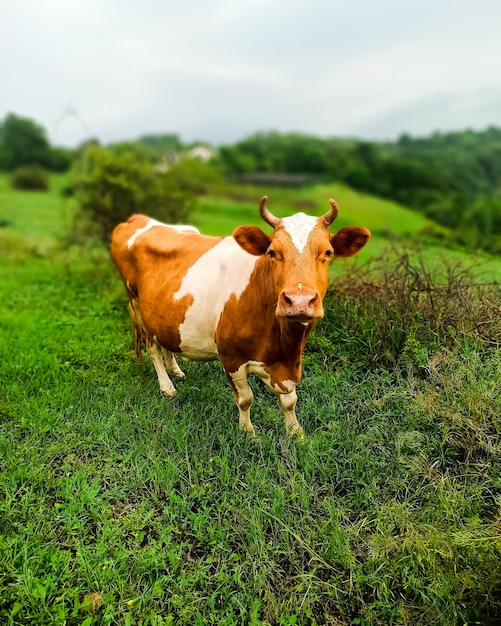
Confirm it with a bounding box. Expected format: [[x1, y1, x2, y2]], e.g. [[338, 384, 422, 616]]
[[233, 196, 370, 322]]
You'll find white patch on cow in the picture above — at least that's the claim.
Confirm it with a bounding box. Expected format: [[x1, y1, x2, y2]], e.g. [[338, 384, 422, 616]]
[[171, 224, 200, 234], [173, 238, 259, 360], [127, 218, 199, 248], [282, 213, 317, 253]]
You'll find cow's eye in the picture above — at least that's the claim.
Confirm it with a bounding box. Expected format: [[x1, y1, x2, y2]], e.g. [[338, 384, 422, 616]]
[[267, 249, 276, 258], [325, 249, 333, 257]]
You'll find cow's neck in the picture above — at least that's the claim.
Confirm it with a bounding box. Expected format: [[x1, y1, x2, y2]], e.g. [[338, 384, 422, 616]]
[[278, 318, 315, 361], [254, 257, 315, 363]]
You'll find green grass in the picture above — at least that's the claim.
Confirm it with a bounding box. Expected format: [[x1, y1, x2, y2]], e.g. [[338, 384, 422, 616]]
[[0, 174, 71, 247], [1, 176, 500, 625]]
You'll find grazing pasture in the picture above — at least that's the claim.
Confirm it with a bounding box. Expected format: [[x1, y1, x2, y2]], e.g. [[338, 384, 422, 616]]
[[0, 176, 500, 625]]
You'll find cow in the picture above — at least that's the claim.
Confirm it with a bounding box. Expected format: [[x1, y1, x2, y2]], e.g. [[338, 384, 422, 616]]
[[111, 196, 370, 436]]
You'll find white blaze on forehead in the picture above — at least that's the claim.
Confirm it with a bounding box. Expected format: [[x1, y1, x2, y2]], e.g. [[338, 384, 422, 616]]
[[127, 218, 199, 248], [173, 237, 259, 360], [281, 213, 318, 253]]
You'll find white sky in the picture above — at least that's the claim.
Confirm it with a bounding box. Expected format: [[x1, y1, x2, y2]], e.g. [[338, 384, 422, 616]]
[[2, 0, 501, 147]]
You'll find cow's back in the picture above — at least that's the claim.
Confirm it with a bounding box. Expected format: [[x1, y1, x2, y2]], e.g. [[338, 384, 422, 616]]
[[111, 215, 206, 294]]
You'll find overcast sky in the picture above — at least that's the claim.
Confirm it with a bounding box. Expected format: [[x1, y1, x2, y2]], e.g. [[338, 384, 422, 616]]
[[2, 0, 501, 147]]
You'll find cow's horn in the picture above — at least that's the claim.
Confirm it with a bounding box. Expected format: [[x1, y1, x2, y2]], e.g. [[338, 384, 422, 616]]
[[260, 196, 279, 228], [322, 199, 339, 226]]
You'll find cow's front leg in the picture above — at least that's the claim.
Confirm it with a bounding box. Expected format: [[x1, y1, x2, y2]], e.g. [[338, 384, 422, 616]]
[[276, 388, 304, 437], [147, 340, 176, 397], [227, 366, 255, 436]]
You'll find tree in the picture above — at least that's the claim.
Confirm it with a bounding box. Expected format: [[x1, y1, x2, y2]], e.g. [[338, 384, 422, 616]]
[[0, 113, 51, 170], [72, 144, 219, 241], [136, 133, 183, 157]]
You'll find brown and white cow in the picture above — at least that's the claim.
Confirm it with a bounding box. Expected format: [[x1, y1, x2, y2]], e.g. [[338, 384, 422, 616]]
[[111, 197, 370, 436]]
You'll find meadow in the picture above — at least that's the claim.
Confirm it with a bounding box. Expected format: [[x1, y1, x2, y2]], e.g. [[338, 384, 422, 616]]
[[0, 175, 500, 625]]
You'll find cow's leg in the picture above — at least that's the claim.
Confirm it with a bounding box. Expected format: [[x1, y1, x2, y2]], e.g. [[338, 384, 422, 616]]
[[276, 389, 304, 437], [147, 340, 176, 397], [162, 348, 185, 379], [227, 367, 255, 436]]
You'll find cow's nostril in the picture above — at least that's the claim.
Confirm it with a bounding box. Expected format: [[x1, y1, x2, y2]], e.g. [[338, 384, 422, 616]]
[[281, 290, 318, 313]]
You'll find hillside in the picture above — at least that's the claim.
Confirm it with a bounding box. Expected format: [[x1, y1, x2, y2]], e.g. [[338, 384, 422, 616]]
[[215, 127, 501, 254], [195, 183, 501, 281]]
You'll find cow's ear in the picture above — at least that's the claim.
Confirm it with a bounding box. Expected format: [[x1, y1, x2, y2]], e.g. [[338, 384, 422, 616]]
[[233, 226, 271, 256], [331, 227, 371, 257]]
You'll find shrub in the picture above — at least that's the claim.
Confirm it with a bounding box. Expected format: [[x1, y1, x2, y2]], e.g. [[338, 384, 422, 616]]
[[311, 248, 501, 368], [71, 144, 219, 241], [10, 165, 50, 191]]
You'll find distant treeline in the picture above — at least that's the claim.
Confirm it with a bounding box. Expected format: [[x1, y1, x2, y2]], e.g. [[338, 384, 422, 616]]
[[0, 113, 73, 172], [1, 111, 500, 252], [216, 129, 501, 253]]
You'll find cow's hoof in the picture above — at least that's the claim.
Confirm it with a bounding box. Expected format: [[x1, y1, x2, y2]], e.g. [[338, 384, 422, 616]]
[[173, 371, 185, 379], [161, 388, 177, 398], [288, 425, 304, 439], [239, 424, 256, 438]]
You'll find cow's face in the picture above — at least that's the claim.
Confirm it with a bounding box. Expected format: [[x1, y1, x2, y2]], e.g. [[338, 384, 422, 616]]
[[233, 197, 371, 322]]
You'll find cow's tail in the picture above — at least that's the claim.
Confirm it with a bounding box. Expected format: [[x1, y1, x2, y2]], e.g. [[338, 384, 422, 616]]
[[127, 294, 147, 364]]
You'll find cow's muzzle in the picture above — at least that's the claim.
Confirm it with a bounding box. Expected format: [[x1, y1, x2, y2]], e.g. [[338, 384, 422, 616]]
[[277, 288, 324, 320]]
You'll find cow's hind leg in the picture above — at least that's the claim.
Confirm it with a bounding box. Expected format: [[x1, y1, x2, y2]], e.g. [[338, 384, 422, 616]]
[[162, 348, 185, 379], [147, 339, 177, 397], [127, 297, 178, 396]]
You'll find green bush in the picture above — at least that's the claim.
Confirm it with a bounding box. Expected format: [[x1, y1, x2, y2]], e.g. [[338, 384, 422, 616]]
[[10, 165, 50, 191], [71, 144, 219, 241], [312, 248, 501, 368]]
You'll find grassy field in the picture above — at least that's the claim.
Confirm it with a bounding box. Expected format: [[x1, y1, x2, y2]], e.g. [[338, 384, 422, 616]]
[[1, 175, 500, 625]]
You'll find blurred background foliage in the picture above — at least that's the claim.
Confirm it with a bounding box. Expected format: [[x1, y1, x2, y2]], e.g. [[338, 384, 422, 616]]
[[69, 143, 219, 241], [1, 111, 500, 252]]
